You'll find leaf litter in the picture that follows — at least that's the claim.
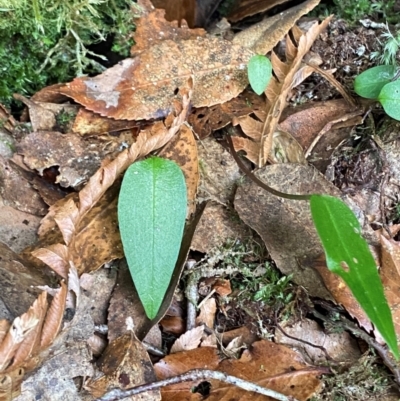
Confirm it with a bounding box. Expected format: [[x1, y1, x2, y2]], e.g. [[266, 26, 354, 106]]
[[1, 0, 400, 399]]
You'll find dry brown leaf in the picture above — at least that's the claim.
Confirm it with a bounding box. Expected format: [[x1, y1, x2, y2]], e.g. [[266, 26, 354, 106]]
[[31, 187, 123, 277], [0, 292, 47, 372], [10, 292, 47, 371], [188, 90, 265, 139], [159, 316, 186, 335], [86, 331, 160, 399], [0, 321, 10, 345], [40, 282, 68, 349], [32, 244, 70, 279], [232, 0, 321, 54], [212, 278, 231, 297], [0, 156, 47, 216], [259, 17, 331, 166], [13, 94, 56, 132], [108, 261, 150, 342], [195, 298, 216, 329], [232, 122, 305, 165], [159, 123, 199, 215], [156, 340, 326, 401], [17, 130, 133, 189], [150, 0, 197, 27], [133, 0, 206, 54], [275, 318, 361, 364], [171, 326, 204, 353], [257, 16, 332, 165], [219, 326, 258, 346], [0, 242, 49, 319], [72, 107, 140, 136], [60, 36, 252, 121], [0, 368, 24, 401], [380, 235, 400, 342], [228, 0, 289, 22], [232, 17, 331, 166], [234, 163, 378, 331]]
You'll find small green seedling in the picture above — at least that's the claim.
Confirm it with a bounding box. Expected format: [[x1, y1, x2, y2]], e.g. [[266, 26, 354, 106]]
[[354, 65, 400, 120], [247, 54, 272, 95], [118, 156, 187, 319]]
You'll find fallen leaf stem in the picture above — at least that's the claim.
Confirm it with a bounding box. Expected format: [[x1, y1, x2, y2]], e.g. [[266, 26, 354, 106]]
[[95, 368, 300, 401], [226, 135, 311, 201]]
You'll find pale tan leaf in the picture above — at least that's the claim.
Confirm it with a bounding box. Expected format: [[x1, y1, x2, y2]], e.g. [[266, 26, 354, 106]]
[[195, 298, 216, 329], [234, 115, 263, 141], [231, 136, 259, 165], [0, 321, 10, 345], [40, 282, 68, 348], [32, 244, 69, 279], [290, 64, 316, 89], [171, 326, 204, 353], [270, 52, 290, 83], [10, 292, 47, 370], [286, 33, 298, 62], [53, 198, 80, 246], [0, 293, 46, 371], [0, 368, 24, 401]]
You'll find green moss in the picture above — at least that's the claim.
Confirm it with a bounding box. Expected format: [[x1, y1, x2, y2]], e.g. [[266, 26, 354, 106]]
[[0, 0, 137, 108], [313, 0, 399, 25]]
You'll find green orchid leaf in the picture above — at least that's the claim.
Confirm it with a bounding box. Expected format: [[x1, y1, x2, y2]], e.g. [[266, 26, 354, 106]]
[[247, 55, 272, 95], [354, 65, 398, 99], [118, 156, 187, 319], [378, 80, 400, 121], [310, 194, 399, 359]]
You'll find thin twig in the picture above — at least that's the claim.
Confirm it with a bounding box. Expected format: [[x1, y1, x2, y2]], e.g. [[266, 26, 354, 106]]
[[95, 369, 300, 401], [226, 135, 311, 200]]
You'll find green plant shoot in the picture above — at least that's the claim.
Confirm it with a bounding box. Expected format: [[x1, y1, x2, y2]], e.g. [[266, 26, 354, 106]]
[[310, 194, 399, 359], [354, 65, 398, 99], [118, 156, 187, 319], [247, 55, 272, 95], [378, 80, 400, 121]]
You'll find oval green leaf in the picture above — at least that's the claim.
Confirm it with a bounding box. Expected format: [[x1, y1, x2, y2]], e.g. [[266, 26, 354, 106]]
[[354, 65, 398, 99], [310, 194, 399, 359], [378, 80, 400, 121], [118, 156, 187, 319], [248, 55, 272, 95]]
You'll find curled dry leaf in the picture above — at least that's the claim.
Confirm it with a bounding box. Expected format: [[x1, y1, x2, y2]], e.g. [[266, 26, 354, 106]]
[[235, 17, 330, 167], [171, 326, 205, 354], [0, 292, 47, 372], [258, 17, 332, 165]]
